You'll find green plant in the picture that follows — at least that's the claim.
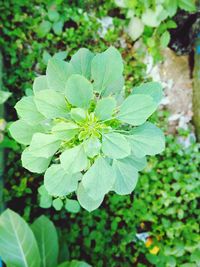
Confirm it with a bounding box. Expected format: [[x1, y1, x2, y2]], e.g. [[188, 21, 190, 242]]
[[0, 208, 90, 267], [9, 46, 165, 212]]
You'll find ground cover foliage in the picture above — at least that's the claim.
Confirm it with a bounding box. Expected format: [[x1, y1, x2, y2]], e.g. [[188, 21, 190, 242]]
[[0, 0, 199, 266]]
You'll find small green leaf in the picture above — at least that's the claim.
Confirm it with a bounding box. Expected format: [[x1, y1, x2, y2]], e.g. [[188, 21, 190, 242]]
[[160, 31, 170, 48], [127, 17, 144, 41], [82, 156, 114, 200], [70, 108, 87, 123], [84, 137, 101, 158], [21, 148, 51, 173], [95, 97, 116, 121], [52, 20, 63, 35], [52, 121, 79, 140], [60, 144, 88, 174], [35, 89, 69, 119], [0, 91, 11, 104], [37, 20, 52, 37], [44, 164, 80, 196], [178, 0, 196, 12], [52, 198, 63, 211], [102, 132, 131, 159], [128, 122, 165, 157], [65, 199, 80, 213], [112, 159, 138, 195], [77, 183, 104, 212], [70, 48, 94, 79], [65, 74, 93, 108], [53, 51, 68, 61], [48, 9, 60, 22], [46, 58, 75, 92], [38, 185, 52, 208], [15, 96, 44, 125], [91, 46, 123, 94], [28, 133, 61, 158], [117, 94, 157, 126], [33, 75, 48, 94]]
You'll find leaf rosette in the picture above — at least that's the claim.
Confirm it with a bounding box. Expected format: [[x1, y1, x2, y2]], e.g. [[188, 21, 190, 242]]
[[10, 47, 165, 211]]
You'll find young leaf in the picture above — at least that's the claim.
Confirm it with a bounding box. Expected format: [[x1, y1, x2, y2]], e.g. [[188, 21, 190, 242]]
[[178, 0, 196, 12], [65, 199, 80, 213], [44, 164, 80, 196], [31, 215, 58, 267], [15, 96, 44, 125], [91, 46, 123, 94], [77, 183, 104, 212], [102, 132, 131, 159], [112, 160, 138, 195], [0, 209, 41, 267], [52, 198, 63, 211], [52, 121, 79, 140], [82, 156, 115, 200], [117, 94, 157, 126], [70, 48, 94, 79], [132, 82, 163, 105], [65, 74, 93, 108], [160, 31, 170, 48], [127, 17, 144, 41], [128, 122, 165, 157], [28, 133, 61, 158], [9, 119, 44, 145], [46, 58, 75, 92], [33, 75, 48, 94], [95, 97, 116, 121], [22, 148, 51, 173], [84, 136, 101, 158], [70, 108, 87, 123], [52, 20, 63, 35], [35, 89, 69, 119], [38, 185, 52, 208], [37, 20, 52, 37], [60, 144, 88, 174]]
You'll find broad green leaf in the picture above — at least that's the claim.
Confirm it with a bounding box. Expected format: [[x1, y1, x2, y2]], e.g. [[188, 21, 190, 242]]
[[164, 0, 178, 17], [112, 160, 138, 195], [132, 82, 163, 105], [60, 144, 88, 174], [95, 97, 116, 121], [120, 155, 147, 171], [46, 58, 75, 92], [44, 164, 81, 196], [102, 75, 124, 97], [178, 0, 196, 12], [35, 89, 69, 119], [52, 198, 63, 211], [22, 148, 51, 173], [0, 209, 41, 267], [77, 183, 104, 212], [0, 91, 11, 104], [52, 121, 79, 140], [117, 94, 157, 126], [33, 75, 48, 94], [127, 17, 144, 41], [70, 108, 86, 123], [102, 132, 131, 159], [128, 122, 165, 157], [9, 119, 43, 145], [65, 199, 80, 213], [84, 137, 101, 158], [70, 48, 94, 79], [31, 215, 58, 267], [15, 96, 44, 125], [65, 74, 93, 108], [91, 46, 123, 94], [29, 133, 61, 158], [82, 156, 114, 200], [58, 259, 91, 267]]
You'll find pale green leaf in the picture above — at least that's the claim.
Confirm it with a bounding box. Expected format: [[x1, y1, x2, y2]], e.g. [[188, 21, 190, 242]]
[[0, 209, 41, 267], [35, 89, 69, 119], [120, 155, 147, 171], [44, 164, 81, 196], [70, 108, 86, 123], [128, 122, 165, 157], [102, 75, 124, 97], [33, 75, 48, 94], [142, 5, 168, 27], [95, 97, 116, 121], [9, 119, 43, 145], [112, 160, 138, 195], [52, 20, 63, 35], [77, 183, 104, 212], [178, 0, 196, 12], [65, 74, 93, 108], [37, 21, 51, 37], [82, 156, 114, 200], [22, 148, 51, 173], [38, 185, 52, 208], [127, 17, 144, 41], [48, 9, 59, 22], [46, 58, 75, 92], [52, 198, 63, 211], [91, 46, 123, 94], [70, 48, 94, 79], [58, 259, 91, 267], [60, 144, 88, 174], [65, 199, 80, 213], [132, 82, 163, 105], [52, 121, 79, 140], [117, 94, 157, 126], [102, 132, 131, 159], [15, 96, 44, 125], [160, 31, 170, 48], [84, 136, 101, 158], [28, 133, 61, 158], [0, 91, 11, 104], [31, 215, 58, 267]]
